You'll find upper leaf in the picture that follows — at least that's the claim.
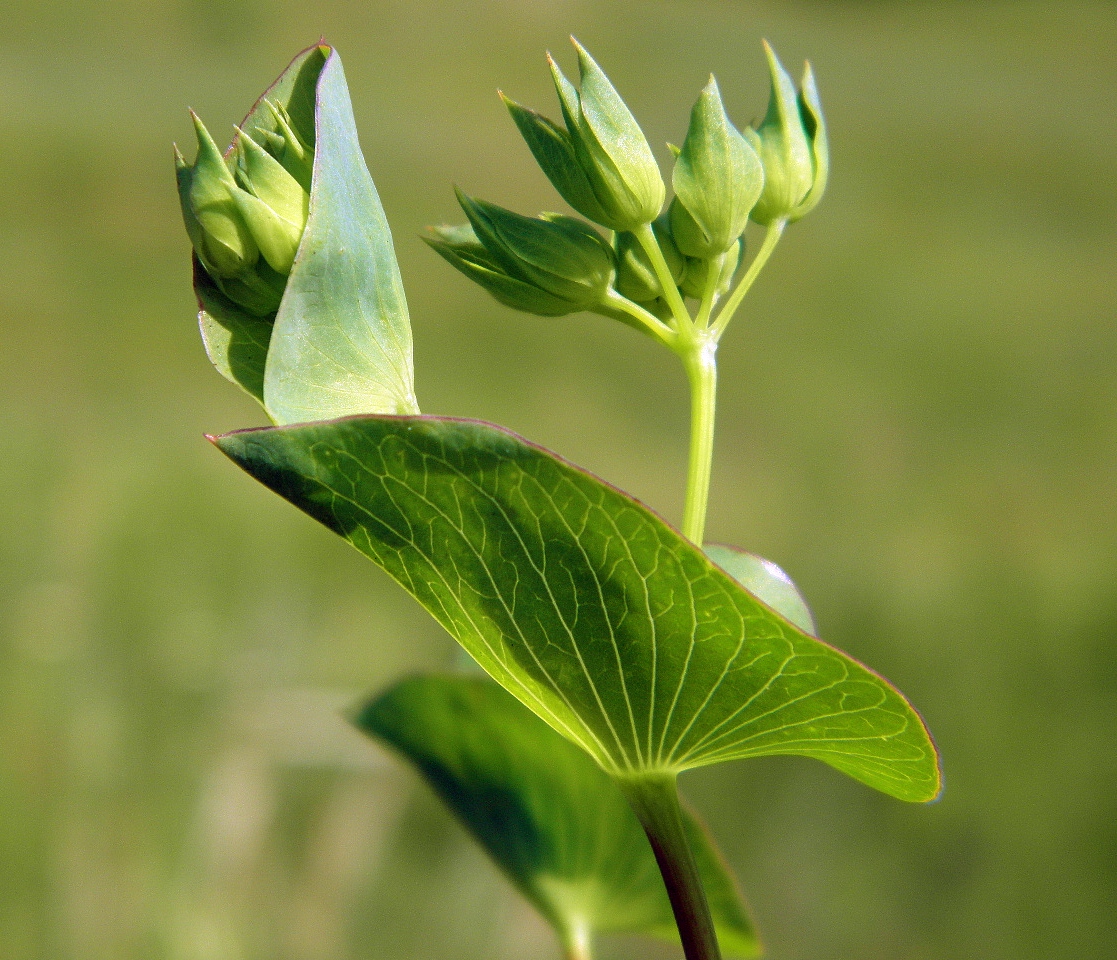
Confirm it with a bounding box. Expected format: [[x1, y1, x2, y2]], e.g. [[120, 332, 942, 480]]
[[263, 49, 418, 422], [356, 674, 758, 957], [216, 416, 941, 802], [194, 257, 274, 403]]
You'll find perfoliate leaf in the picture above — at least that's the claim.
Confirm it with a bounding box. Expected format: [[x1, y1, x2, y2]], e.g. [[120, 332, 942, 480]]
[[263, 49, 419, 422], [356, 674, 759, 957], [704, 544, 816, 635], [217, 416, 941, 802], [194, 256, 274, 402]]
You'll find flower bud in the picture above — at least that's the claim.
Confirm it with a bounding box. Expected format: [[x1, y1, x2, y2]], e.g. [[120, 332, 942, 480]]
[[501, 94, 615, 229], [175, 102, 315, 317], [232, 128, 310, 274], [505, 40, 664, 232], [261, 99, 314, 191], [176, 113, 259, 279], [614, 213, 686, 303], [423, 224, 585, 317], [555, 41, 665, 230], [210, 263, 288, 317], [670, 77, 763, 257], [680, 239, 740, 300], [746, 42, 826, 226], [454, 190, 615, 308]]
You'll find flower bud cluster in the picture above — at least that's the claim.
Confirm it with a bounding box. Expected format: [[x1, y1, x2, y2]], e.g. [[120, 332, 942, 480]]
[[175, 101, 312, 316], [425, 191, 615, 316], [429, 39, 827, 327]]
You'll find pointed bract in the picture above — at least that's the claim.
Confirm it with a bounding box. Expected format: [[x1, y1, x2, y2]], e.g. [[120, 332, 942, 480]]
[[503, 93, 615, 227], [522, 42, 664, 232], [424, 226, 583, 316], [229, 186, 302, 274], [263, 98, 314, 190], [176, 98, 316, 316], [789, 62, 828, 222], [182, 112, 259, 277], [570, 40, 664, 227], [234, 128, 310, 226]]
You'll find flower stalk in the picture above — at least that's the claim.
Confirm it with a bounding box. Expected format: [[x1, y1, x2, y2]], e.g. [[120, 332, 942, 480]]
[[423, 39, 831, 955]]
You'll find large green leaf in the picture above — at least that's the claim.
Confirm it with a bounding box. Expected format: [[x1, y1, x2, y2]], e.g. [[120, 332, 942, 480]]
[[216, 416, 940, 802], [262, 49, 418, 423], [356, 674, 758, 957]]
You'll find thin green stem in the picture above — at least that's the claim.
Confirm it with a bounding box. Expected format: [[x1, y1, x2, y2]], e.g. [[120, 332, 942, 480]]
[[601, 288, 678, 346], [633, 221, 692, 331], [710, 218, 786, 340], [617, 773, 722, 960], [676, 338, 717, 545], [694, 252, 726, 331]]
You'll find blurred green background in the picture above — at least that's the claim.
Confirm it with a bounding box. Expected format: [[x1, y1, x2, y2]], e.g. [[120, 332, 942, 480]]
[[2, 1, 1114, 958]]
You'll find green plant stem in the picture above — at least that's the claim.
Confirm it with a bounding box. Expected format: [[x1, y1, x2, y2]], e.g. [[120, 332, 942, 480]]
[[602, 289, 677, 346], [694, 252, 726, 330], [618, 773, 722, 960], [633, 221, 691, 330], [676, 335, 717, 546], [710, 218, 786, 340]]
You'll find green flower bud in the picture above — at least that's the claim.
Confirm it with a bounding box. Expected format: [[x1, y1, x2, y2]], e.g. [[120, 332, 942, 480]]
[[175, 113, 259, 279], [175, 102, 316, 317], [667, 197, 709, 262], [261, 99, 314, 191], [505, 40, 663, 232], [680, 239, 740, 300], [210, 262, 287, 317], [614, 213, 686, 303], [670, 77, 763, 257], [232, 129, 310, 274], [548, 41, 665, 231], [423, 224, 584, 317], [746, 42, 826, 226], [454, 190, 615, 308], [501, 93, 616, 229]]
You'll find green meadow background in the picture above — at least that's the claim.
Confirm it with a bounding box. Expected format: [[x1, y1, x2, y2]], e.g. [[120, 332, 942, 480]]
[[1, 1, 1114, 958]]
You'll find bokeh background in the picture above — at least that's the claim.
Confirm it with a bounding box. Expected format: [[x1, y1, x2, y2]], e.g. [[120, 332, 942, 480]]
[[2, 1, 1115, 958]]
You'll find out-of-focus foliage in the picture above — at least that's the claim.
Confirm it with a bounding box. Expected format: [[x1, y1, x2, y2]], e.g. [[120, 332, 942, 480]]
[[0, 2, 1114, 959]]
